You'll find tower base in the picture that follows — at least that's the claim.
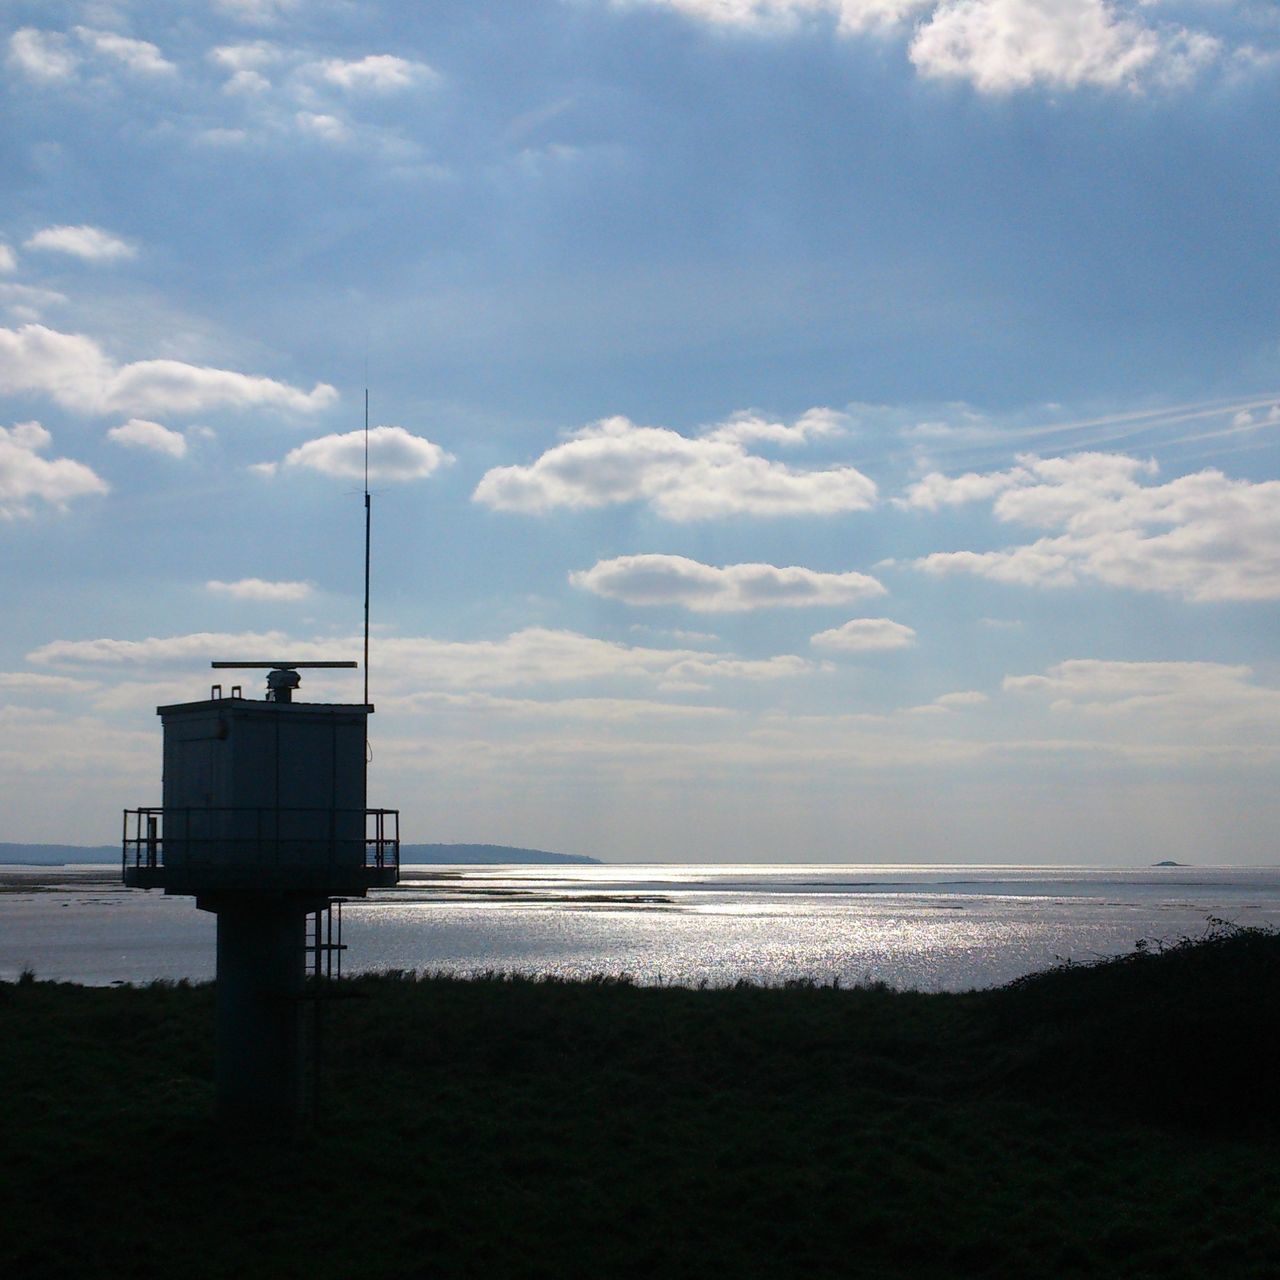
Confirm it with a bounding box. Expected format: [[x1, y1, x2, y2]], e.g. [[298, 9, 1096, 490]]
[[201, 894, 326, 1126]]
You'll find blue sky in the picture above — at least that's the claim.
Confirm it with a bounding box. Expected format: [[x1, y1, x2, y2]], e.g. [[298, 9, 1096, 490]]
[[2, 0, 1279, 863]]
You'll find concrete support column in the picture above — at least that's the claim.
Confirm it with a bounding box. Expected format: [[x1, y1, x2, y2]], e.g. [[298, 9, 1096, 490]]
[[212, 898, 310, 1124]]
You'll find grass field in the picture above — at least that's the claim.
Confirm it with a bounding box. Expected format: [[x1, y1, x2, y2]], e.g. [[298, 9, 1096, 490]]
[[3, 923, 1278, 1278]]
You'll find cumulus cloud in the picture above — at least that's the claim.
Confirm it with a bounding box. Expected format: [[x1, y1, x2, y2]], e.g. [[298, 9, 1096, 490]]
[[72, 27, 175, 76], [910, 0, 1221, 93], [107, 418, 187, 458], [810, 618, 917, 651], [934, 690, 988, 707], [905, 452, 1280, 602], [206, 578, 312, 601], [209, 44, 277, 93], [0, 324, 336, 417], [7, 29, 79, 82], [0, 284, 67, 326], [474, 414, 877, 521], [317, 54, 437, 92], [572, 554, 886, 612], [0, 245, 16, 275], [25, 225, 136, 263], [702, 406, 851, 447], [629, 0, 1230, 92], [899, 452, 1158, 511], [0, 421, 108, 519], [9, 26, 177, 84], [261, 426, 453, 482], [295, 111, 351, 142]]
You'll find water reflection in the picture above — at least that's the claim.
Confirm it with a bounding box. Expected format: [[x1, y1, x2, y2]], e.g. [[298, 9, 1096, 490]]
[[4, 862, 1279, 990]]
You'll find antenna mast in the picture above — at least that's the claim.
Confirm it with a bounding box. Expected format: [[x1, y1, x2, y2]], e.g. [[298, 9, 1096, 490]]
[[363, 388, 371, 708]]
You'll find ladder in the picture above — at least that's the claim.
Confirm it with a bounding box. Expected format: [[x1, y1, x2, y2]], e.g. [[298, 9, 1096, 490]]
[[306, 899, 348, 982], [302, 899, 348, 1121]]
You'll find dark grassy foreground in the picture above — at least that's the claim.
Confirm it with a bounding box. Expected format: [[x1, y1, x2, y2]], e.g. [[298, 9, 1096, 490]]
[[3, 925, 1279, 1279]]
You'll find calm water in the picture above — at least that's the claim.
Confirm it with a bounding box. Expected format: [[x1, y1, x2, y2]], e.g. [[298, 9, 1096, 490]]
[[4, 862, 1280, 992]]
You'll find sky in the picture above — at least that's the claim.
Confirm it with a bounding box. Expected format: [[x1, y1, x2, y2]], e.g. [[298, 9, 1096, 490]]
[[2, 0, 1279, 864]]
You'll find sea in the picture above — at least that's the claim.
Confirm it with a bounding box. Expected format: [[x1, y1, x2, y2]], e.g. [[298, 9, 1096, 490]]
[[5, 862, 1280, 992]]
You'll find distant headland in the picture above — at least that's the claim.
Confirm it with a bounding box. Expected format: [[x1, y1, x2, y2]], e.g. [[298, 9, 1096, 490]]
[[1, 841, 600, 867], [402, 843, 600, 866]]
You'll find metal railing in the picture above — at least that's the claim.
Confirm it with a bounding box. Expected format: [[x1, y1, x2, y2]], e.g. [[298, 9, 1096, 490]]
[[122, 806, 399, 876]]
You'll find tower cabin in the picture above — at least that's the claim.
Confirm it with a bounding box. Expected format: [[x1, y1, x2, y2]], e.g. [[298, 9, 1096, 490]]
[[123, 661, 399, 1122]]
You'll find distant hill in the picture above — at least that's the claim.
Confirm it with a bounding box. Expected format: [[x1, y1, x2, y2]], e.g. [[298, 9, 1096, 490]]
[[0, 843, 119, 865], [402, 844, 600, 866], [1, 841, 599, 867]]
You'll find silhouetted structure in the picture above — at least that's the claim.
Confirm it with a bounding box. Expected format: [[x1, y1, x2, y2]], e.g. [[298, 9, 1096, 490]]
[[124, 662, 398, 1122]]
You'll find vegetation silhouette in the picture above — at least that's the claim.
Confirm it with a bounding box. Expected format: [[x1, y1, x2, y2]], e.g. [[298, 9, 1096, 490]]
[[2, 922, 1277, 1279]]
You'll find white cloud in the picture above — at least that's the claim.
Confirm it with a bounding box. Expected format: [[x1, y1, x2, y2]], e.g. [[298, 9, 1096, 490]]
[[0, 324, 336, 417], [1003, 659, 1280, 738], [0, 421, 108, 519], [0, 284, 68, 325], [628, 0, 930, 35], [1005, 659, 1249, 705], [72, 27, 175, 76], [810, 618, 917, 651], [206, 578, 312, 602], [209, 41, 282, 94], [934, 689, 988, 707], [29, 630, 293, 667], [910, 0, 1220, 93], [223, 69, 271, 94], [0, 245, 16, 275], [24, 225, 137, 263], [0, 706, 155, 781], [702, 406, 851, 448], [0, 672, 97, 695], [629, 0, 1229, 92], [295, 111, 351, 143], [1232, 404, 1280, 430], [473, 414, 877, 520], [907, 452, 1280, 602], [210, 42, 283, 72], [899, 453, 1158, 511], [107, 418, 187, 458], [897, 466, 1031, 511], [268, 426, 454, 482], [30, 626, 817, 691], [372, 628, 820, 690], [572, 553, 886, 612], [7, 29, 79, 82], [317, 54, 437, 93], [388, 689, 735, 722]]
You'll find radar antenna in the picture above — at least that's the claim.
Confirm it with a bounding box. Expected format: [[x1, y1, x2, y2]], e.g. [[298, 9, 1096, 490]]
[[210, 660, 357, 703]]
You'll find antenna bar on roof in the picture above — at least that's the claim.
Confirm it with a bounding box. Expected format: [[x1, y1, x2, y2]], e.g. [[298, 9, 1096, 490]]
[[211, 661, 358, 669]]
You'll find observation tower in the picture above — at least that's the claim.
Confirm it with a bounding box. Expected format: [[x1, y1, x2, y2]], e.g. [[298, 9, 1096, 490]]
[[123, 660, 399, 1123]]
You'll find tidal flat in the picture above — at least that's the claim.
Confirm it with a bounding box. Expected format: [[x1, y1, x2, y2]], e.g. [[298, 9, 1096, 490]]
[[2, 925, 1278, 1279]]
